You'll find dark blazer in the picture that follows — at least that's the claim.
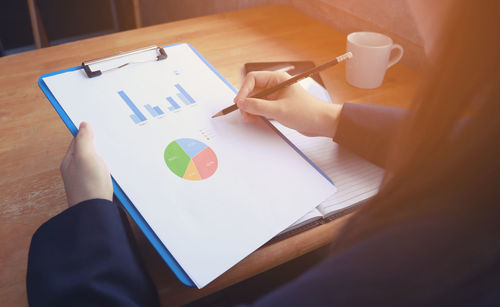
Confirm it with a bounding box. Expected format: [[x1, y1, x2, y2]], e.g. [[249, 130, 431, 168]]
[[34, 103, 491, 306], [27, 199, 161, 306]]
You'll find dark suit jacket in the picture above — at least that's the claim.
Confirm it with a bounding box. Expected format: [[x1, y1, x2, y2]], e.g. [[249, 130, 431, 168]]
[[30, 103, 498, 306]]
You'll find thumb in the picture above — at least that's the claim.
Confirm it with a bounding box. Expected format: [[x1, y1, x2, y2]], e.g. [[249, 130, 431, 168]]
[[74, 122, 95, 156], [238, 97, 281, 118]]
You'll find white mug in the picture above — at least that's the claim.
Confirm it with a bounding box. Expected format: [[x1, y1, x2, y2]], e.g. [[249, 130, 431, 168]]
[[346, 32, 404, 89]]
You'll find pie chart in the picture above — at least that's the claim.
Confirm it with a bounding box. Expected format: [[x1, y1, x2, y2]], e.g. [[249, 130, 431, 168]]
[[164, 138, 218, 180]]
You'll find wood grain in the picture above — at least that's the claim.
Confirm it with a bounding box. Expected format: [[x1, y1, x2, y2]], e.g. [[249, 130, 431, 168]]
[[0, 5, 419, 306]]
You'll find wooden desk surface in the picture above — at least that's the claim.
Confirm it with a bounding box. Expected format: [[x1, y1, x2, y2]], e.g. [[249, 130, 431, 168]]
[[0, 5, 419, 306]]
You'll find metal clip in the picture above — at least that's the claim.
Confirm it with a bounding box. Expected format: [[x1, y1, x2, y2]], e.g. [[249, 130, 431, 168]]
[[82, 45, 167, 78]]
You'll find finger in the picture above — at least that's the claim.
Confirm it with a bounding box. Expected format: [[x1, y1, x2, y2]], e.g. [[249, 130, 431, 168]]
[[250, 71, 289, 89], [239, 97, 282, 118], [245, 113, 258, 123], [239, 108, 250, 122], [234, 72, 257, 103], [234, 71, 288, 103], [74, 122, 96, 157]]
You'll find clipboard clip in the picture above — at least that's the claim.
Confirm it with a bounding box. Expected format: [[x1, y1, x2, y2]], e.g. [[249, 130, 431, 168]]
[[82, 45, 167, 78]]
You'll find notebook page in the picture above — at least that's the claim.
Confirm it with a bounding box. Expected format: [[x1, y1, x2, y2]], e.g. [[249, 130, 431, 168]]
[[271, 121, 385, 217]]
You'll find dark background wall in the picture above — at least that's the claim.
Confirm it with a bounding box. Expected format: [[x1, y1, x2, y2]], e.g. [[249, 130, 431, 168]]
[[0, 1, 34, 54], [139, 0, 277, 26], [0, 0, 137, 56], [0, 0, 422, 69]]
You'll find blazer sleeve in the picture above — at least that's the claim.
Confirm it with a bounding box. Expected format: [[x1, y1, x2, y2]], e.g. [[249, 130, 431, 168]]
[[333, 102, 407, 167], [26, 199, 160, 307]]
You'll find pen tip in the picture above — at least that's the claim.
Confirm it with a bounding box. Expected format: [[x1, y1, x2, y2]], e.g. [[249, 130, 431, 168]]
[[211, 111, 222, 118]]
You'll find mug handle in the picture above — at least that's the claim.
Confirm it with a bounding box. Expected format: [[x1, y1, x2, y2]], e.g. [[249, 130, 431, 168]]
[[387, 44, 404, 69]]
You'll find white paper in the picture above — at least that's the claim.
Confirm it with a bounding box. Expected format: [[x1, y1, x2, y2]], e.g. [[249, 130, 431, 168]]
[[43, 44, 334, 288], [271, 122, 384, 218]]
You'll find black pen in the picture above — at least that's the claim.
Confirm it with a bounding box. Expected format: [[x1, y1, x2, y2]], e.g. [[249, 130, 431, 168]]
[[211, 52, 352, 118]]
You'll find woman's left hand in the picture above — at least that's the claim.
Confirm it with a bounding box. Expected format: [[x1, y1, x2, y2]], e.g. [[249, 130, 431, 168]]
[[60, 122, 113, 207]]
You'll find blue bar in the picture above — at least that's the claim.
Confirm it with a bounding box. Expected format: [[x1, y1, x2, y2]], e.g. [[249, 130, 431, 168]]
[[144, 104, 158, 117], [153, 106, 164, 115], [177, 93, 191, 106], [118, 90, 147, 122], [166, 97, 180, 111], [175, 84, 195, 104], [130, 114, 140, 124]]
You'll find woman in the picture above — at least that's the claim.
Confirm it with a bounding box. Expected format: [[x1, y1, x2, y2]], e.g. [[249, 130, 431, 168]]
[[27, 0, 500, 305]]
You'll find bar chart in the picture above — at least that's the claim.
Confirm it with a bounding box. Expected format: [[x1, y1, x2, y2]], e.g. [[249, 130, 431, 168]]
[[166, 97, 181, 111], [144, 104, 165, 117], [175, 84, 195, 105], [166, 83, 196, 111], [118, 90, 147, 125], [118, 83, 197, 125]]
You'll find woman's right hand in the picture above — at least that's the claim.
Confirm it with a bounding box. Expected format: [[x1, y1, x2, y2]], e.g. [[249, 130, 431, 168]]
[[234, 71, 342, 138]]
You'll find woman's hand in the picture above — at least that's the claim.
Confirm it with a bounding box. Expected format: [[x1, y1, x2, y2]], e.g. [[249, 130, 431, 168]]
[[60, 122, 113, 207], [234, 71, 342, 138]]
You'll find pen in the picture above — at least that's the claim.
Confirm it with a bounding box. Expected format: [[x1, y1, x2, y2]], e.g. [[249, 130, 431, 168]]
[[211, 51, 352, 118]]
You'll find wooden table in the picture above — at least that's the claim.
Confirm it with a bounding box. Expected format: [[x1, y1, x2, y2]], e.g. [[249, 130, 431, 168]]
[[0, 5, 419, 306]]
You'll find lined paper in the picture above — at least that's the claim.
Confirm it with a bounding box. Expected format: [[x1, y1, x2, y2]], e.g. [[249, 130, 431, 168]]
[[272, 121, 385, 220]]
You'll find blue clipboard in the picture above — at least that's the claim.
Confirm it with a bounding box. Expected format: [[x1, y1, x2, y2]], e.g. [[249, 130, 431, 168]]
[[38, 43, 333, 288]]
